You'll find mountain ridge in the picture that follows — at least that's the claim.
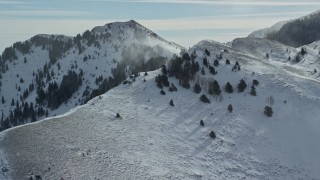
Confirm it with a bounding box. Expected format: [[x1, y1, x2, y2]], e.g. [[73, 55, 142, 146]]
[[1, 15, 320, 179], [0, 20, 183, 131], [1, 39, 320, 178], [248, 10, 320, 47]]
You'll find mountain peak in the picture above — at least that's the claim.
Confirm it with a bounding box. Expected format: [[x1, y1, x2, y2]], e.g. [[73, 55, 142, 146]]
[[91, 20, 147, 34]]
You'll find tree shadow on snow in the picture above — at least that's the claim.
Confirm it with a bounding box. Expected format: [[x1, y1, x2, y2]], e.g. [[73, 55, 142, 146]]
[[184, 126, 202, 140], [192, 138, 213, 155]]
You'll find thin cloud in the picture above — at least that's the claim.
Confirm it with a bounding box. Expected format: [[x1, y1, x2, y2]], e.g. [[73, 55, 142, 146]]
[[0, 0, 23, 4], [0, 10, 93, 17], [87, 0, 320, 6], [137, 17, 292, 31]]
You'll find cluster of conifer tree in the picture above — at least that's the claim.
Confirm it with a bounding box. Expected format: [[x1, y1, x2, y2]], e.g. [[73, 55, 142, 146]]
[[266, 12, 320, 47]]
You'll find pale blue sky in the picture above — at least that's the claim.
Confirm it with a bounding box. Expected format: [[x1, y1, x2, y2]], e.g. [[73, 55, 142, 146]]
[[1, 0, 320, 50]]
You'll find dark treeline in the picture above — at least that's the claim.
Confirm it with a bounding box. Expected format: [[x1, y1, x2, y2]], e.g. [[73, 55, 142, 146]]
[[266, 12, 320, 47], [87, 56, 167, 102], [0, 24, 170, 131]]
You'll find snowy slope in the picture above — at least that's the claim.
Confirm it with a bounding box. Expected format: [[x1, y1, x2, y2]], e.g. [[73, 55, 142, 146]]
[[1, 40, 320, 179], [248, 21, 287, 39], [247, 10, 320, 39], [0, 20, 183, 131], [248, 10, 320, 47], [230, 38, 320, 79]]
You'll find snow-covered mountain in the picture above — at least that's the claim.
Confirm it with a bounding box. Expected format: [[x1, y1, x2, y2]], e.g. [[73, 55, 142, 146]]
[[248, 21, 287, 39], [229, 37, 320, 78], [0, 20, 183, 131], [1, 11, 320, 179], [1, 38, 320, 179], [249, 10, 320, 47]]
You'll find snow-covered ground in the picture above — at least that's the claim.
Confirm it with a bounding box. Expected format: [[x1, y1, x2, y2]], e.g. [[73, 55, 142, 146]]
[[1, 38, 320, 179], [248, 10, 320, 39], [0, 20, 182, 127]]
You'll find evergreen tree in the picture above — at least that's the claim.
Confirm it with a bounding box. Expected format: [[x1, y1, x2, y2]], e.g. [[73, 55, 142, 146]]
[[226, 59, 230, 64], [250, 85, 257, 96], [169, 83, 177, 92], [224, 82, 233, 93], [160, 89, 166, 95], [203, 58, 208, 67], [194, 83, 201, 94], [161, 65, 168, 75], [301, 47, 307, 55], [214, 59, 219, 67], [227, 104, 233, 113], [1, 96, 5, 104], [237, 79, 247, 92], [201, 68, 205, 75], [209, 66, 216, 75], [252, 79, 259, 86], [264, 106, 273, 117], [30, 103, 36, 122], [200, 120, 204, 126], [169, 99, 174, 106], [205, 49, 210, 56], [200, 94, 210, 103], [209, 131, 216, 139], [209, 80, 221, 96]]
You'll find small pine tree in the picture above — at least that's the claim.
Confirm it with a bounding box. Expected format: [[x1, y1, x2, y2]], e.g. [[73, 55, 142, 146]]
[[237, 79, 247, 92], [160, 89, 166, 95], [252, 79, 259, 86], [200, 94, 210, 103], [169, 99, 174, 106], [227, 104, 233, 113], [144, 72, 148, 76], [226, 59, 230, 64], [301, 48, 307, 56], [250, 85, 256, 96], [194, 83, 201, 94], [200, 120, 204, 126], [169, 83, 177, 92], [203, 58, 208, 66], [224, 82, 233, 93], [209, 131, 216, 139], [205, 49, 210, 56], [1, 96, 5, 104], [201, 68, 205, 75], [209, 66, 216, 75], [264, 106, 273, 117], [161, 65, 167, 75], [214, 60, 219, 67], [209, 80, 221, 96], [116, 113, 121, 118]]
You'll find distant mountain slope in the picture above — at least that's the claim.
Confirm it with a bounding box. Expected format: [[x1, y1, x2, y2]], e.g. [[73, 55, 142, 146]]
[[249, 10, 320, 47], [229, 37, 320, 79], [0, 20, 183, 131], [248, 21, 287, 39], [1, 40, 320, 179]]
